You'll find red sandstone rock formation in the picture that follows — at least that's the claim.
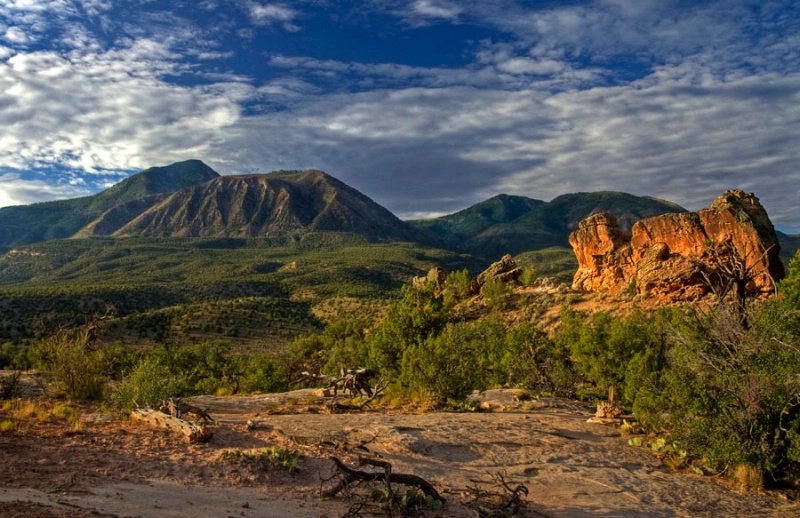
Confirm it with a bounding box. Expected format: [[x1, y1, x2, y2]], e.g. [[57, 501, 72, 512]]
[[569, 190, 784, 303]]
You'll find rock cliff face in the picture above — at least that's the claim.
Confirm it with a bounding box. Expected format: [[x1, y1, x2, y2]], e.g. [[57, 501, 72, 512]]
[[569, 190, 785, 302]]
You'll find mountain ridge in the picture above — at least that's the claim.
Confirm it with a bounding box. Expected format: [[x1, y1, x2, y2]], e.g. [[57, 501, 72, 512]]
[[1, 160, 797, 266], [0, 160, 219, 248], [109, 170, 427, 242], [410, 190, 689, 258]]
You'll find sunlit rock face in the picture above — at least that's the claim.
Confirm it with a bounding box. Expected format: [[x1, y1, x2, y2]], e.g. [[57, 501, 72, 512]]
[[569, 190, 784, 302]]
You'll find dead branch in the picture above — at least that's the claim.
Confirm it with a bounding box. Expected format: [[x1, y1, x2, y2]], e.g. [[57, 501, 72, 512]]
[[294, 368, 381, 399], [159, 397, 214, 422], [466, 471, 529, 517], [322, 456, 445, 504], [325, 377, 390, 413]]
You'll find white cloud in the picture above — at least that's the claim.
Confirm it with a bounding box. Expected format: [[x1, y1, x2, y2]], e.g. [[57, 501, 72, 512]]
[[0, 43, 242, 175], [411, 0, 462, 21], [246, 2, 300, 31], [3, 26, 29, 44], [0, 172, 93, 207]]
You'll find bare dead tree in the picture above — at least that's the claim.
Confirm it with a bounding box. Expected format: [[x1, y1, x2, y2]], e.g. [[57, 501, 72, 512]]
[[700, 240, 777, 327], [294, 368, 382, 398], [326, 377, 389, 413]]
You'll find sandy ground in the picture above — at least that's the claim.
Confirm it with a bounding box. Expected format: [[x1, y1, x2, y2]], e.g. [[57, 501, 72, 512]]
[[2, 386, 799, 517]]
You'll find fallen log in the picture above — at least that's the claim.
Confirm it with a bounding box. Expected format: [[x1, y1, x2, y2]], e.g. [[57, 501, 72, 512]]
[[322, 456, 445, 504], [131, 408, 212, 443]]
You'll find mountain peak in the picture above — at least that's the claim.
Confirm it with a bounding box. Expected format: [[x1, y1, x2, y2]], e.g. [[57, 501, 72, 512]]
[[0, 160, 220, 249], [111, 170, 426, 242], [98, 159, 219, 205]]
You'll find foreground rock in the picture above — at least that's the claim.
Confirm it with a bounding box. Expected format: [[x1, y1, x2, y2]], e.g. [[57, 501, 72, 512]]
[[570, 190, 785, 302], [2, 389, 796, 517]]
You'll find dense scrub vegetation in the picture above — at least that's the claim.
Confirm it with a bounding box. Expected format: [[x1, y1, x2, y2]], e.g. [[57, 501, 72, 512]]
[[4, 238, 800, 489], [285, 251, 800, 486], [0, 236, 484, 349]]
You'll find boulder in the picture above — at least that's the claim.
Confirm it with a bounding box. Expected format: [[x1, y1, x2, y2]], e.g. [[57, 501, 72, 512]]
[[412, 266, 447, 290], [472, 254, 521, 293], [569, 190, 784, 302]]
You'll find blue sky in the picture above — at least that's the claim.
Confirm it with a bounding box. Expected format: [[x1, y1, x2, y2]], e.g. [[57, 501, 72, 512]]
[[1, 1, 799, 231]]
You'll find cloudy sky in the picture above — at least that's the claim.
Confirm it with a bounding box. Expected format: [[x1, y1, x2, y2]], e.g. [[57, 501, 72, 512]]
[[1, 1, 798, 231]]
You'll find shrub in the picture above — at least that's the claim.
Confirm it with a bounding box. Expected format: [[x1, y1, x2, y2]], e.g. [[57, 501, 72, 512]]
[[400, 320, 510, 405], [285, 319, 369, 380], [654, 301, 800, 478], [28, 325, 115, 400], [112, 357, 191, 410], [520, 267, 537, 287], [0, 371, 22, 400], [368, 284, 452, 379], [221, 447, 300, 474], [444, 268, 472, 302], [480, 278, 511, 312], [401, 324, 489, 404], [236, 356, 289, 394], [554, 307, 675, 403]]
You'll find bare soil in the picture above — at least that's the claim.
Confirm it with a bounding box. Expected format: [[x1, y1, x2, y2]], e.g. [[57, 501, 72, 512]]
[[1, 384, 798, 517]]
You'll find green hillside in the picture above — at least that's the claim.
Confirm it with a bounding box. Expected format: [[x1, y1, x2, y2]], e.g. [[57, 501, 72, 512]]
[[0, 235, 484, 353], [411, 191, 687, 258], [0, 160, 219, 250]]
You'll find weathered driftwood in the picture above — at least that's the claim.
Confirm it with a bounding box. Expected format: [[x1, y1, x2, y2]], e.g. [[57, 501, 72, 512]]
[[294, 368, 381, 398], [131, 408, 212, 443], [322, 456, 445, 504]]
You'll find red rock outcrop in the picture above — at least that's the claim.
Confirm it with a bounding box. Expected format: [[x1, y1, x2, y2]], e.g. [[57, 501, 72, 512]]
[[569, 190, 784, 303]]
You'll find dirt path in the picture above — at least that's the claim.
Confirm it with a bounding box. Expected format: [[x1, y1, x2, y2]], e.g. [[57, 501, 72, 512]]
[[1, 389, 797, 517]]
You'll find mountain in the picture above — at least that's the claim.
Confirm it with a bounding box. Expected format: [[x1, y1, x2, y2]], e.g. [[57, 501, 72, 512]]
[[110, 169, 428, 242], [411, 194, 545, 249], [778, 231, 800, 266], [410, 191, 687, 259], [0, 160, 219, 249]]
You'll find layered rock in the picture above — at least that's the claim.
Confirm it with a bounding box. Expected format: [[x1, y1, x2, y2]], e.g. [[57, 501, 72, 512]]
[[570, 190, 784, 302]]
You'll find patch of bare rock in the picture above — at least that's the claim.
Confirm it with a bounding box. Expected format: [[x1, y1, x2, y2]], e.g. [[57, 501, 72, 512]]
[[2, 389, 798, 517]]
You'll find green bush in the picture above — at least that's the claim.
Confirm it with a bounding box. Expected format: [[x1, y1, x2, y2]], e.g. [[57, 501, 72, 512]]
[[443, 268, 472, 302], [236, 356, 289, 394], [400, 321, 493, 404], [649, 301, 800, 478], [398, 319, 545, 405], [148, 340, 233, 395], [368, 284, 452, 379], [29, 326, 117, 400], [552, 307, 675, 403], [520, 266, 537, 287], [480, 278, 511, 311], [112, 356, 191, 410], [286, 319, 369, 380]]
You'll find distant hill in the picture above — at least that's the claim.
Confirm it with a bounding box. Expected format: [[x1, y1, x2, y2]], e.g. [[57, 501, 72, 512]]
[[0, 160, 219, 249], [410, 191, 687, 259], [110, 169, 428, 242], [778, 231, 800, 267], [2, 159, 796, 271], [0, 162, 432, 248]]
